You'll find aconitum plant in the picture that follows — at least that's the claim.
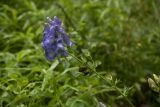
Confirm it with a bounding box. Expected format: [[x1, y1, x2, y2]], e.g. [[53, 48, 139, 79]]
[[42, 16, 73, 61], [41, 16, 135, 107]]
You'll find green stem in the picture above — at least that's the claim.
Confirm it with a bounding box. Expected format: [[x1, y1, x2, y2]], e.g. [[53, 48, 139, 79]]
[[0, 68, 30, 70], [55, 3, 76, 30], [68, 52, 135, 107]]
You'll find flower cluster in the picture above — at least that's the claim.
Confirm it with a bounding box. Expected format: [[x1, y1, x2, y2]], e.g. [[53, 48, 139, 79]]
[[42, 16, 73, 61]]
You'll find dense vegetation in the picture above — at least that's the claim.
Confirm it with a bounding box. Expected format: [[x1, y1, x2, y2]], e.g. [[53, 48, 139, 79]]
[[0, 0, 160, 107]]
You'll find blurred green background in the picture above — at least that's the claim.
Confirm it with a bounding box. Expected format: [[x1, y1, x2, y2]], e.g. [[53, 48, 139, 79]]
[[0, 0, 160, 107]]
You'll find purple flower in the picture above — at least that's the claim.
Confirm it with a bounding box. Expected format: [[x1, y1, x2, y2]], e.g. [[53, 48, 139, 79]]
[[42, 16, 73, 61]]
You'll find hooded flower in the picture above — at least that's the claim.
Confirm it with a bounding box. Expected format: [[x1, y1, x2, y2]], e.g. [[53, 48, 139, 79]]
[[42, 16, 73, 61]]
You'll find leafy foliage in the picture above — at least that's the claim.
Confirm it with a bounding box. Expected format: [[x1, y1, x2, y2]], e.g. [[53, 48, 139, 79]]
[[0, 0, 160, 107]]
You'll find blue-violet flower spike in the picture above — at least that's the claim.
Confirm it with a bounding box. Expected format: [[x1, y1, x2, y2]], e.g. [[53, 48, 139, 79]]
[[42, 16, 73, 61]]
